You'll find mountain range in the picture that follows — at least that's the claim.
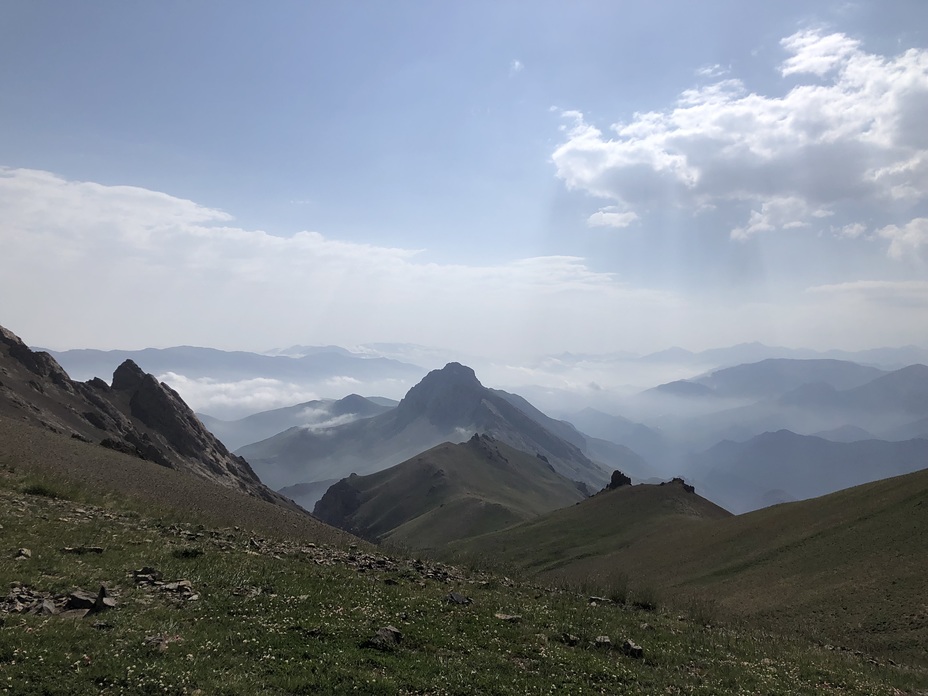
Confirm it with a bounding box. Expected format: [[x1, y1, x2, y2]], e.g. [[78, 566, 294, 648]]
[[197, 394, 395, 451], [0, 324, 292, 508], [237, 362, 614, 506]]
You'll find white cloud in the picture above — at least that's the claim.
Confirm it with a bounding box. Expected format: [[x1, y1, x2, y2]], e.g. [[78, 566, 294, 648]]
[[509, 59, 523, 76], [695, 64, 727, 79], [806, 279, 928, 307], [780, 29, 860, 77], [0, 166, 681, 358], [551, 29, 928, 247], [587, 208, 639, 229], [877, 218, 928, 260], [158, 373, 321, 418]]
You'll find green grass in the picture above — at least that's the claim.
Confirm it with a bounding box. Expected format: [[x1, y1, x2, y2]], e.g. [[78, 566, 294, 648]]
[[1, 469, 924, 694], [450, 471, 928, 674]]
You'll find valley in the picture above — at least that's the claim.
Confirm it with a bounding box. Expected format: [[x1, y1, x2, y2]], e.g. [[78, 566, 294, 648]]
[[2, 322, 927, 692]]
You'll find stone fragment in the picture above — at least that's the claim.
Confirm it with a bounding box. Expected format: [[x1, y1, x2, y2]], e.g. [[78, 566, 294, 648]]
[[446, 591, 471, 605], [622, 638, 644, 659], [93, 586, 116, 613], [495, 613, 522, 623], [15, 548, 31, 560], [595, 635, 612, 649], [561, 633, 580, 646], [61, 546, 104, 555], [363, 625, 402, 650], [66, 591, 97, 611]]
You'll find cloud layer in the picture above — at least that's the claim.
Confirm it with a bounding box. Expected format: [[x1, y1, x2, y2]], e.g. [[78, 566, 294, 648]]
[[0, 166, 688, 356], [552, 29, 928, 256]]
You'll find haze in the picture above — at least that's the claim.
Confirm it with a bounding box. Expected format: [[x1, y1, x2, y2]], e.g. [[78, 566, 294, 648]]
[[2, 1, 927, 367]]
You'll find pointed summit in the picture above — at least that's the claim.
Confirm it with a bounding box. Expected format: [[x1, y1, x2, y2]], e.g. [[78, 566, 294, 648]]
[[111, 359, 147, 391], [395, 363, 485, 428]]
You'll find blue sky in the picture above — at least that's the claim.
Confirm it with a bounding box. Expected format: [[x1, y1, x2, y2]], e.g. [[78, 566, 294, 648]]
[[2, 1, 928, 358]]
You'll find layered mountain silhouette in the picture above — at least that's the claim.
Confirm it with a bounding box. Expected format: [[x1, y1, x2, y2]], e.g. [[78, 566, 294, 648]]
[[314, 433, 590, 548], [0, 324, 294, 508], [648, 358, 886, 401], [238, 362, 610, 501], [42, 345, 424, 384], [686, 429, 928, 513], [199, 394, 393, 451]]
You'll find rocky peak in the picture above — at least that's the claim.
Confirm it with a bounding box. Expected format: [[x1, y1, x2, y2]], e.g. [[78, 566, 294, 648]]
[[395, 362, 486, 428], [111, 359, 147, 392], [1, 326, 72, 390], [0, 323, 299, 511]]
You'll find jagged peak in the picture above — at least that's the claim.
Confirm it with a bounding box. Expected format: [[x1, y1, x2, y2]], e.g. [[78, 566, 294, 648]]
[[111, 359, 147, 391], [395, 362, 485, 426]]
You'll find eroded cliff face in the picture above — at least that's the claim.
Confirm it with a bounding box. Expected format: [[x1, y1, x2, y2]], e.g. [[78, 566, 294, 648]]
[[0, 324, 296, 509]]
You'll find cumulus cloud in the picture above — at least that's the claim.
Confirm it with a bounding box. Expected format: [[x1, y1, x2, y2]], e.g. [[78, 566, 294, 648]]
[[510, 59, 523, 76], [587, 207, 639, 229], [551, 29, 928, 249], [878, 218, 928, 260]]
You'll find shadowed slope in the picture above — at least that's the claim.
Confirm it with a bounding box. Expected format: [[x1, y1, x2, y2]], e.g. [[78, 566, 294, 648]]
[[0, 324, 294, 508], [314, 434, 588, 549]]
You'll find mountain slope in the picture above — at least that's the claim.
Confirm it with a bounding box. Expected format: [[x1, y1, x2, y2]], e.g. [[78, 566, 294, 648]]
[[238, 363, 609, 495], [314, 434, 589, 549], [687, 429, 928, 513], [198, 394, 391, 451], [452, 467, 928, 669], [0, 324, 293, 508]]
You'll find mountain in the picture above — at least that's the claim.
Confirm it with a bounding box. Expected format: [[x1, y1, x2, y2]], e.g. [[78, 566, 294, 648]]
[[881, 416, 928, 441], [453, 466, 928, 670], [811, 424, 875, 442], [237, 363, 609, 500], [639, 342, 928, 369], [646, 379, 715, 398], [668, 358, 886, 400], [563, 407, 678, 473], [451, 478, 731, 574], [43, 345, 424, 384], [314, 433, 589, 549], [198, 394, 392, 451], [0, 324, 294, 508], [491, 390, 655, 480], [686, 429, 928, 513]]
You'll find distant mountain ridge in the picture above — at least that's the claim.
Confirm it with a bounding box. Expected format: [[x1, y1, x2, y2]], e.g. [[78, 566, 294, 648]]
[[198, 394, 392, 451], [42, 345, 425, 383], [687, 429, 928, 513], [648, 359, 886, 401], [238, 362, 611, 499]]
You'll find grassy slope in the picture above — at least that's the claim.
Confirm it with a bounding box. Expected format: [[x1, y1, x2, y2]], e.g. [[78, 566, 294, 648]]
[[318, 437, 587, 550], [1, 463, 921, 694], [0, 417, 353, 547], [452, 471, 928, 670]]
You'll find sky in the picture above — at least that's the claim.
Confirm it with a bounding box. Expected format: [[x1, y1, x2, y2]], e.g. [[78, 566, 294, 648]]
[[2, 0, 928, 360]]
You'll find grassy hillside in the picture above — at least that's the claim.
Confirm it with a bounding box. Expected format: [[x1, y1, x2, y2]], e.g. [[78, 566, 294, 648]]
[[314, 434, 588, 549], [0, 418, 352, 546], [1, 452, 922, 694], [452, 470, 928, 672]]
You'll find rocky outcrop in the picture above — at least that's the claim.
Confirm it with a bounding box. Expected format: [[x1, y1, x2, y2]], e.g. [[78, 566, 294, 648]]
[[607, 470, 632, 490], [0, 324, 297, 510], [660, 477, 695, 494]]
